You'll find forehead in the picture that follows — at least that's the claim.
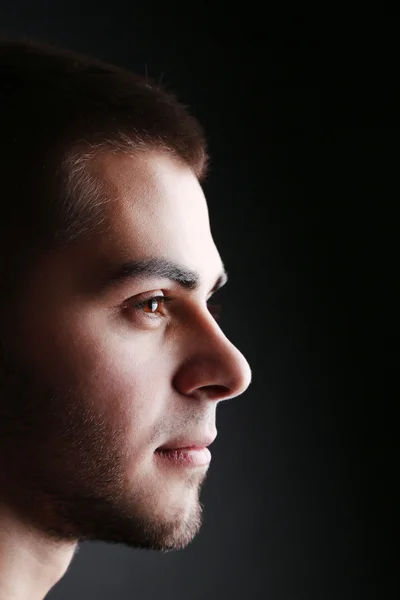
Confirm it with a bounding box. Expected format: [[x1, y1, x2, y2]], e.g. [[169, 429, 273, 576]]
[[87, 151, 221, 270]]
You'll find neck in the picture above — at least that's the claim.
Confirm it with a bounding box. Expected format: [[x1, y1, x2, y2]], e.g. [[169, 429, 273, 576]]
[[0, 503, 78, 600]]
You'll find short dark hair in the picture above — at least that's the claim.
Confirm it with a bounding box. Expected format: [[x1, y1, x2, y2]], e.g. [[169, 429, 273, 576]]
[[0, 36, 208, 306]]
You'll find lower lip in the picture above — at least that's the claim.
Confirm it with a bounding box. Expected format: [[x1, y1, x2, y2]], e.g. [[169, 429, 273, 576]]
[[154, 447, 211, 467]]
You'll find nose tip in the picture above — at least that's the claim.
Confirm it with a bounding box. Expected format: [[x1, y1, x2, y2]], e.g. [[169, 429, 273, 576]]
[[241, 354, 253, 392]]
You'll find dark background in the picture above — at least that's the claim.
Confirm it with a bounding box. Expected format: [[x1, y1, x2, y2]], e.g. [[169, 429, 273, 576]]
[[0, 3, 397, 600]]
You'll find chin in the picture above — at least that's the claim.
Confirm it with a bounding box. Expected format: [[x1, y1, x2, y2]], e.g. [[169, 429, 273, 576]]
[[54, 477, 205, 552]]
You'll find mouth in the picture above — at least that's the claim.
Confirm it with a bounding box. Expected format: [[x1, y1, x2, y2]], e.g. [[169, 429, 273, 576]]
[[154, 432, 216, 468]]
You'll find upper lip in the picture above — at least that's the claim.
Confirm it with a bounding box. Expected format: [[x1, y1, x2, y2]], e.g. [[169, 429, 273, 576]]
[[156, 432, 217, 451]]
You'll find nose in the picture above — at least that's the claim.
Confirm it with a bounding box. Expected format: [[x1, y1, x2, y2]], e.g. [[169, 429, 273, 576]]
[[174, 322, 252, 403]]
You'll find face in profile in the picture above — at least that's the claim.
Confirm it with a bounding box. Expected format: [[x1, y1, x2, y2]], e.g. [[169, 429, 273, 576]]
[[0, 151, 251, 552]]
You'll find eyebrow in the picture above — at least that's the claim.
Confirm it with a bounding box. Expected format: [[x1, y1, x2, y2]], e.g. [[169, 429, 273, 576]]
[[97, 257, 228, 295]]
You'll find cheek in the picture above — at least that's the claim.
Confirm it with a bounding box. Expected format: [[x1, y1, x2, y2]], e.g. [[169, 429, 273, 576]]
[[62, 329, 169, 440], [23, 303, 172, 444]]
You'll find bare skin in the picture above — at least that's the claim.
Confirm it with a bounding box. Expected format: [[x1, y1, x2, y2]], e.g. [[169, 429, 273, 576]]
[[0, 151, 252, 599]]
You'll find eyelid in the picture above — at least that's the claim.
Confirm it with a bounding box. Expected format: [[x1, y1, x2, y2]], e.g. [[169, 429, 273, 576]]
[[126, 292, 222, 322]]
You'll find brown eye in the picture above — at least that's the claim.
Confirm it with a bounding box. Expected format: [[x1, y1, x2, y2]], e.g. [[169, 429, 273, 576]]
[[127, 295, 222, 322], [132, 296, 167, 316]]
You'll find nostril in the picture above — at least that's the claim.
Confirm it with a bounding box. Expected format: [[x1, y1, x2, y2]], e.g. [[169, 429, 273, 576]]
[[199, 384, 230, 400]]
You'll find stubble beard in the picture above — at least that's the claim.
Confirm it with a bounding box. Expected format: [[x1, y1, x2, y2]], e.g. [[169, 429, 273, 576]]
[[0, 344, 205, 552]]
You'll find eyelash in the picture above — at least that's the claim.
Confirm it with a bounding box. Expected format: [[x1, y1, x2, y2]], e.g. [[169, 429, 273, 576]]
[[130, 295, 222, 321]]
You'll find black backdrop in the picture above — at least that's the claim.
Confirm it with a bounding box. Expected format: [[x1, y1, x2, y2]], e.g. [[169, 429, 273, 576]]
[[0, 4, 397, 600]]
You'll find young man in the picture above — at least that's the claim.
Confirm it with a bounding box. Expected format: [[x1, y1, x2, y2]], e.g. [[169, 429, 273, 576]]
[[0, 38, 252, 599]]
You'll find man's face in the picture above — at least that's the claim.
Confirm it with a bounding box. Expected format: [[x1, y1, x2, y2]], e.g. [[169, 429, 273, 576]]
[[0, 152, 251, 551]]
